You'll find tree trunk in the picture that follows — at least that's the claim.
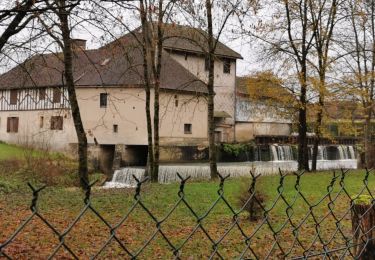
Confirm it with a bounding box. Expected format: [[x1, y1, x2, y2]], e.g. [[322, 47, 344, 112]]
[[151, 1, 164, 183], [298, 65, 309, 171], [364, 114, 372, 168], [139, 1, 154, 179], [153, 76, 160, 182], [206, 0, 218, 179], [58, 1, 88, 189], [351, 202, 375, 259], [312, 94, 324, 171]]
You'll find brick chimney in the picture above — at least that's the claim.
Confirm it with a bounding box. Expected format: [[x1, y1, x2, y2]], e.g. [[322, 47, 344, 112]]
[[71, 39, 86, 50]]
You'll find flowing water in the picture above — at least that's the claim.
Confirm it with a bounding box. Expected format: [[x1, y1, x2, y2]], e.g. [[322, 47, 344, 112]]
[[270, 145, 294, 161], [104, 145, 358, 188]]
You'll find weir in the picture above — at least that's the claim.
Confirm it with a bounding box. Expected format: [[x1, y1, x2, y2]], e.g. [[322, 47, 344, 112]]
[[104, 145, 358, 188]]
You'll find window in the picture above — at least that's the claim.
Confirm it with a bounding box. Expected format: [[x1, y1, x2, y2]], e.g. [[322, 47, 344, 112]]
[[10, 89, 18, 105], [204, 56, 210, 71], [39, 89, 46, 100], [184, 123, 192, 134], [100, 93, 108, 108], [50, 116, 63, 130], [53, 88, 61, 103], [113, 124, 118, 133], [328, 124, 338, 137], [39, 116, 44, 128], [174, 95, 178, 107], [223, 59, 231, 74], [7, 117, 19, 133], [184, 52, 188, 60]]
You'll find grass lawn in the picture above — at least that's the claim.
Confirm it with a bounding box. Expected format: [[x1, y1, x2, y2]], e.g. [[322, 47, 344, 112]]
[[0, 142, 26, 160], [1, 168, 374, 259]]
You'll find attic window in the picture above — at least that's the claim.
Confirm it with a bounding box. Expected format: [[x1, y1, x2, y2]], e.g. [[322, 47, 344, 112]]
[[53, 88, 61, 103], [184, 53, 188, 60], [223, 59, 231, 74], [10, 89, 18, 105], [39, 88, 46, 100]]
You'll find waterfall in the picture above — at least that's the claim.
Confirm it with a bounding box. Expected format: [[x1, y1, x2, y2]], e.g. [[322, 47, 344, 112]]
[[270, 145, 294, 161], [337, 145, 355, 160], [103, 162, 301, 188], [102, 144, 358, 188], [309, 146, 328, 160], [270, 145, 278, 161], [348, 146, 355, 159], [103, 168, 145, 188]]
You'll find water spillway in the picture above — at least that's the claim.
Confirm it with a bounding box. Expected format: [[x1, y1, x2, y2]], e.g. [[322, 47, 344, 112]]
[[104, 145, 358, 188], [270, 145, 294, 161]]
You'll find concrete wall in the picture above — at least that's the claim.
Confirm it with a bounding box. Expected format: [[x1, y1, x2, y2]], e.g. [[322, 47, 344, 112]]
[[235, 122, 292, 142]]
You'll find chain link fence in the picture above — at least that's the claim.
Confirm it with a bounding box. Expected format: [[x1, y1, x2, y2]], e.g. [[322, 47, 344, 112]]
[[1, 169, 375, 259]]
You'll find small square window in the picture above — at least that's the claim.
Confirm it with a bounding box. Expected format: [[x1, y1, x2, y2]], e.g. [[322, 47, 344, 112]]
[[100, 93, 108, 108], [50, 116, 63, 130], [113, 124, 118, 133], [184, 123, 192, 134], [223, 59, 231, 74], [7, 117, 19, 133]]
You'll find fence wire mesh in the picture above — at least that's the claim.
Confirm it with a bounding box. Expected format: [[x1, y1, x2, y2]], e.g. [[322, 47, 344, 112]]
[[1, 169, 375, 259]]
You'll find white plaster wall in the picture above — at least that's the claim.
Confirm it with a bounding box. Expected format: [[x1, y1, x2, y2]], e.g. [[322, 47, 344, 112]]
[[168, 52, 236, 88], [169, 52, 236, 138], [0, 109, 76, 151], [0, 87, 209, 150], [77, 87, 208, 146]]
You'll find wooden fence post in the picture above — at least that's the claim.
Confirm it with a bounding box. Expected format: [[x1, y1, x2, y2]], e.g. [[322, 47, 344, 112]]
[[351, 195, 375, 259]]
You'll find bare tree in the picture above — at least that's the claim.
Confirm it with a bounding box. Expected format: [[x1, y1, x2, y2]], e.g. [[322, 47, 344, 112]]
[[0, 0, 40, 52], [340, 0, 375, 167], [245, 0, 317, 171], [310, 0, 339, 171], [178, 0, 242, 178], [39, 0, 89, 188], [98, 0, 176, 181]]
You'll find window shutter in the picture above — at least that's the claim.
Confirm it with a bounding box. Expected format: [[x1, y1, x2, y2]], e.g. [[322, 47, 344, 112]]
[[7, 117, 10, 132], [58, 117, 63, 130], [14, 117, 19, 132]]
